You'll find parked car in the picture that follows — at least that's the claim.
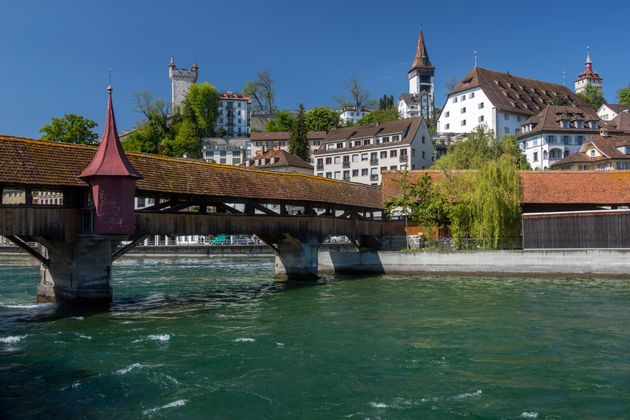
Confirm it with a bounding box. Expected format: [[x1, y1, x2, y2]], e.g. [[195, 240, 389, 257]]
[[209, 235, 230, 246], [231, 236, 256, 245]]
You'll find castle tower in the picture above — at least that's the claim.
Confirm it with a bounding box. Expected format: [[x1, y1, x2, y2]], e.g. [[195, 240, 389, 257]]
[[575, 47, 602, 94], [79, 86, 142, 235], [408, 28, 435, 118], [168, 57, 199, 112]]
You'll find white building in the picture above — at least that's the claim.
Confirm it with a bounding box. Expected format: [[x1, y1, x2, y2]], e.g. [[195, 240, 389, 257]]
[[217, 92, 251, 137], [575, 47, 603, 94], [516, 105, 600, 170], [202, 137, 251, 166], [339, 106, 371, 125], [398, 29, 435, 119], [168, 58, 198, 113], [249, 131, 326, 163], [598, 103, 630, 121], [313, 117, 434, 185], [437, 67, 589, 139]]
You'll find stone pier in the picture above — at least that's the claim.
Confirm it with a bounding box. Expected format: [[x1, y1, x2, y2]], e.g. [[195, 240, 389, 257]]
[[272, 233, 322, 280]]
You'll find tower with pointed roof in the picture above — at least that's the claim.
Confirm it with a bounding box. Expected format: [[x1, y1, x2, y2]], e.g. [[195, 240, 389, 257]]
[[80, 86, 142, 235], [575, 47, 603, 94], [407, 27, 435, 118], [169, 57, 199, 112]]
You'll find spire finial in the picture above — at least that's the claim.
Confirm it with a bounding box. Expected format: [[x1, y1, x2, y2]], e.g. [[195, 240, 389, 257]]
[[474, 50, 478, 68], [107, 67, 112, 93], [586, 46, 592, 64], [562, 70, 566, 86], [169, 56, 175, 68]]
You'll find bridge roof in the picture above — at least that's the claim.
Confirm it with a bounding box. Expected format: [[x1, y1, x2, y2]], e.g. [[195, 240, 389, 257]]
[[0, 135, 383, 210]]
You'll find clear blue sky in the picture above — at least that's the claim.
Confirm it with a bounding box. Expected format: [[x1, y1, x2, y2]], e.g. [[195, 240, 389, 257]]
[[1, 0, 629, 138]]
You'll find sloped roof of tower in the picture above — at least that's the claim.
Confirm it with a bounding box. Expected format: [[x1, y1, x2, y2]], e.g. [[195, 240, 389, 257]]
[[449, 67, 591, 116], [79, 87, 143, 180], [409, 30, 434, 72]]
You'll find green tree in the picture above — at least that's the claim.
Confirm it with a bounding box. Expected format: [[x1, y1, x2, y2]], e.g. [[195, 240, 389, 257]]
[[551, 95, 569, 106], [617, 86, 630, 106], [264, 111, 295, 132], [379, 95, 396, 110], [133, 91, 171, 132], [122, 123, 162, 154], [39, 114, 99, 145], [244, 70, 275, 113], [289, 104, 308, 160], [185, 82, 219, 137], [577, 84, 606, 111], [242, 80, 264, 111], [171, 119, 202, 158], [356, 108, 399, 125], [304, 107, 340, 131]]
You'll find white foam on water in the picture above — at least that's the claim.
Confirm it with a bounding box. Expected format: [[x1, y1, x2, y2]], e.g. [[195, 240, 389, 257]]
[[72, 382, 81, 389], [147, 334, 171, 342], [369, 402, 388, 408], [116, 363, 142, 375], [2, 304, 40, 309], [78, 335, 92, 340], [521, 412, 538, 418], [0, 335, 26, 344], [142, 399, 188, 415], [276, 342, 285, 346], [234, 337, 255, 343], [451, 390, 482, 400], [72, 317, 84, 321]]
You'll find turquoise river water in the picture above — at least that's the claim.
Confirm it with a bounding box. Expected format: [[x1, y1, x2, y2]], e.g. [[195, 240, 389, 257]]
[[1, 256, 629, 419]]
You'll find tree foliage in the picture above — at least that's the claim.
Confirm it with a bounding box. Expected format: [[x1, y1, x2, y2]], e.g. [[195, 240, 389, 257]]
[[39, 114, 99, 145], [386, 127, 526, 249], [617, 86, 630, 106], [289, 104, 309, 160], [184, 82, 219, 137], [379, 95, 395, 110], [335, 76, 370, 108], [243, 70, 275, 113], [356, 108, 399, 125], [304, 107, 339, 131], [264, 111, 295, 132], [577, 84, 606, 111]]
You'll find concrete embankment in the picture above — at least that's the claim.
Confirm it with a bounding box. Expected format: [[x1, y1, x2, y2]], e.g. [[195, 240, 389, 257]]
[[320, 249, 630, 277]]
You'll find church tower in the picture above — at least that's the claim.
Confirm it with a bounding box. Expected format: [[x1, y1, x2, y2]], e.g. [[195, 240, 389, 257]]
[[575, 47, 602, 94], [168, 57, 199, 112], [408, 28, 435, 118]]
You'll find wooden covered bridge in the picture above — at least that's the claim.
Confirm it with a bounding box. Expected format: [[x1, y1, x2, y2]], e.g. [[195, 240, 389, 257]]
[[0, 89, 404, 304]]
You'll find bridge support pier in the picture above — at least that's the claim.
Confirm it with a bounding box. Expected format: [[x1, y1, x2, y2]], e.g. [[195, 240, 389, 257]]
[[36, 235, 121, 305], [270, 233, 321, 281]]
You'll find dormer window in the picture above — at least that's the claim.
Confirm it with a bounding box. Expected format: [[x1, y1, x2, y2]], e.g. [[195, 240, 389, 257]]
[[575, 121, 583, 129], [560, 120, 569, 129], [590, 149, 596, 157]]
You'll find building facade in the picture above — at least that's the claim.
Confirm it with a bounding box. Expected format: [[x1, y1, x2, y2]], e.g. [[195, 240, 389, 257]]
[[249, 131, 326, 163], [339, 106, 371, 125], [598, 104, 630, 121], [575, 48, 603, 94], [313, 117, 434, 185], [516, 105, 600, 170], [168, 58, 198, 112], [437, 67, 589, 140], [552, 134, 630, 170], [202, 137, 251, 166], [216, 92, 251, 137]]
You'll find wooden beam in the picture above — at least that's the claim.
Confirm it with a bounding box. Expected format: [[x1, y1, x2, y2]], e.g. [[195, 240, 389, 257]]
[[112, 235, 148, 262], [5, 235, 49, 267]]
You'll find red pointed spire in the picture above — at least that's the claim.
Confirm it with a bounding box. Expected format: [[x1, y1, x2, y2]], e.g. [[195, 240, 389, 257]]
[[80, 87, 142, 180], [410, 29, 434, 71]]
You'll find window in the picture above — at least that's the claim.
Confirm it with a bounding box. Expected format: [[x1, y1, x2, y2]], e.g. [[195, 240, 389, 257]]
[[576, 136, 584, 145], [469, 92, 475, 99], [575, 121, 584, 129], [412, 149, 416, 157], [478, 102, 484, 109], [325, 157, 332, 164], [352, 154, 360, 162], [392, 135, 400, 141], [334, 171, 341, 179], [361, 168, 368, 176], [382, 136, 390, 142], [390, 150, 398, 157], [562, 135, 571, 145], [389, 165, 397, 170], [445, 111, 450, 117], [220, 151, 226, 156], [533, 152, 538, 162], [325, 172, 332, 178], [504, 113, 510, 120], [560, 120, 569, 128], [478, 115, 484, 123], [590, 150, 596, 157], [461, 107, 466, 114], [232, 151, 240, 156], [317, 172, 324, 177], [597, 163, 607, 170], [363, 139, 371, 146], [334, 156, 341, 164], [380, 167, 387, 173], [361, 153, 368, 161], [352, 169, 359, 177], [422, 151, 425, 159], [547, 135, 557, 144], [445, 123, 450, 130], [343, 170, 350, 181], [232, 158, 241, 165], [578, 165, 588, 171], [461, 120, 466, 126], [220, 158, 227, 164], [380, 151, 387, 158], [452, 97, 458, 103], [337, 142, 344, 149], [617, 162, 630, 169], [504, 127, 509, 134], [421, 136, 425, 144], [460, 95, 466, 101]]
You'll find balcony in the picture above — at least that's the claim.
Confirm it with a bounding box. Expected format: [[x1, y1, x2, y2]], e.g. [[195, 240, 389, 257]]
[[342, 161, 350, 168], [399, 154, 408, 163], [370, 158, 379, 166]]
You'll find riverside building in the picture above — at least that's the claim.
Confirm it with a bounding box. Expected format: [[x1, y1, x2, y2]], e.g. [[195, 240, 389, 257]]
[[437, 68, 588, 139], [313, 117, 433, 185], [249, 131, 326, 163], [551, 133, 630, 170]]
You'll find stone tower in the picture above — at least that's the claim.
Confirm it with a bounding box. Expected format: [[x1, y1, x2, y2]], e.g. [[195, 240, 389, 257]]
[[575, 47, 602, 94], [408, 28, 435, 118], [168, 57, 199, 112]]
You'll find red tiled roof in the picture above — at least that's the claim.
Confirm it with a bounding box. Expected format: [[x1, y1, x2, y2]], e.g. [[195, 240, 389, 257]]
[[410, 30, 434, 71], [242, 149, 313, 170], [250, 131, 326, 141], [381, 170, 630, 206], [0, 135, 383, 210], [551, 134, 630, 167]]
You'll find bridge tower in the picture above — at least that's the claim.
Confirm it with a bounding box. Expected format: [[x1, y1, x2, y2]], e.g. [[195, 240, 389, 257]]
[[37, 86, 142, 304]]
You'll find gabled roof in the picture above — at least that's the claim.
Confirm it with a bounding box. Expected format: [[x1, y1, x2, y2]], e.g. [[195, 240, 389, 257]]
[[242, 149, 313, 170], [79, 89, 142, 179], [517, 105, 600, 139], [409, 30, 434, 72], [551, 134, 630, 167], [601, 103, 630, 114], [450, 67, 589, 116], [250, 131, 327, 141], [398, 93, 421, 105]]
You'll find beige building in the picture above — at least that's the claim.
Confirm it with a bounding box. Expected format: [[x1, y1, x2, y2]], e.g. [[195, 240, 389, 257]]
[[249, 131, 326, 163], [313, 117, 433, 185]]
